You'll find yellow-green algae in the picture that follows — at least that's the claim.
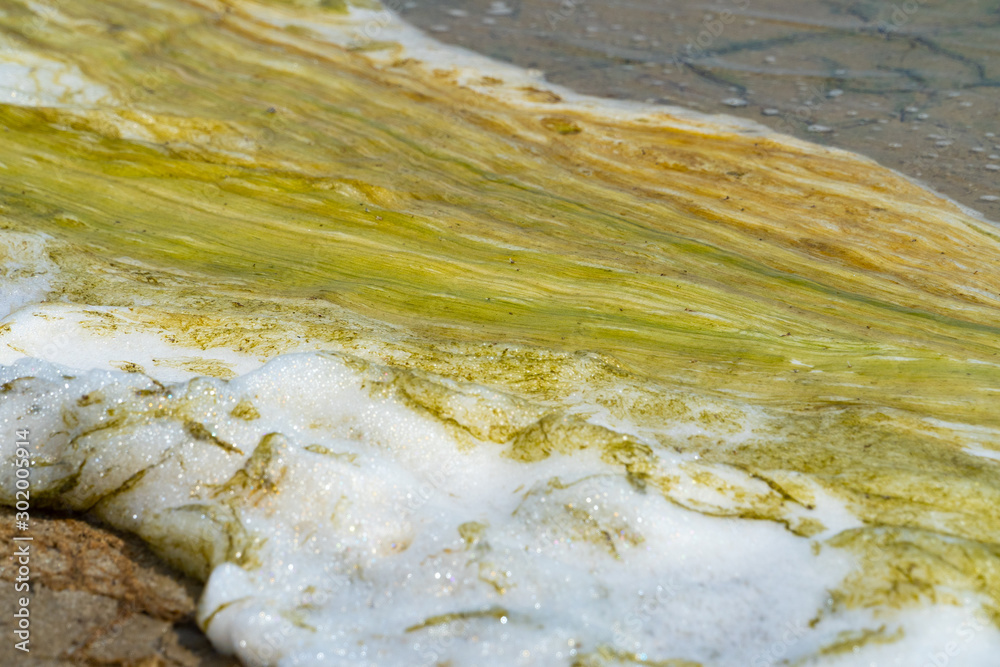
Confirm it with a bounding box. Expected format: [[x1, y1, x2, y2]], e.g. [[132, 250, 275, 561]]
[[2, 0, 1000, 651], [404, 606, 512, 633], [572, 647, 703, 667], [2, 0, 999, 422]]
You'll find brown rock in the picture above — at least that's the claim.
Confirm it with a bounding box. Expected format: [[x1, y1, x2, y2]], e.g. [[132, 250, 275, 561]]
[[0, 507, 239, 666]]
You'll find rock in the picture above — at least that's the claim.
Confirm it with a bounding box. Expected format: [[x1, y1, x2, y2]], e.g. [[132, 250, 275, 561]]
[[0, 507, 238, 666]]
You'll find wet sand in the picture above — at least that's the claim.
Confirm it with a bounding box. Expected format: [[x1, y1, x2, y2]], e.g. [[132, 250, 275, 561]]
[[401, 0, 1000, 217]]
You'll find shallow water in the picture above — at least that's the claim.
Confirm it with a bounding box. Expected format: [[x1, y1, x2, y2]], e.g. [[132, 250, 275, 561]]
[[1, 1, 1000, 665]]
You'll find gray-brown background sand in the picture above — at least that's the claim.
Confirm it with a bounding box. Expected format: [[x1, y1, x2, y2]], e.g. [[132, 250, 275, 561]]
[[400, 0, 1000, 218]]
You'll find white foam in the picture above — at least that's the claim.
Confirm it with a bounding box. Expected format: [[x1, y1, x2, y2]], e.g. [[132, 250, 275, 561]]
[[798, 604, 1000, 667], [0, 302, 264, 382], [4, 352, 993, 665], [1, 352, 925, 666], [0, 231, 54, 318], [963, 444, 1000, 462], [0, 41, 113, 108]]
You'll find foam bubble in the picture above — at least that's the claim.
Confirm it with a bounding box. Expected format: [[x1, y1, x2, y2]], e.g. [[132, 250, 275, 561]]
[[0, 232, 54, 318], [0, 353, 895, 665], [0, 43, 113, 108]]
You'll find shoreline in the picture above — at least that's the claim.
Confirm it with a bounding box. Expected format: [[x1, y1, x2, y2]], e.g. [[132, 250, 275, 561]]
[[401, 0, 1000, 219]]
